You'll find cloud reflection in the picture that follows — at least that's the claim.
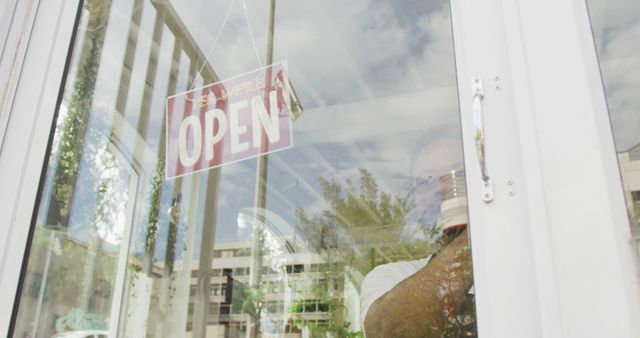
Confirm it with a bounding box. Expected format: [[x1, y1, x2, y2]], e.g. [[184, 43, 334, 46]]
[[167, 0, 465, 243], [588, 0, 640, 150]]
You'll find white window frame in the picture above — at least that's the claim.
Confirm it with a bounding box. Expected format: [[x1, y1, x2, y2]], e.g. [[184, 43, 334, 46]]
[[0, 0, 81, 335], [1, 0, 640, 337], [0, 0, 37, 155]]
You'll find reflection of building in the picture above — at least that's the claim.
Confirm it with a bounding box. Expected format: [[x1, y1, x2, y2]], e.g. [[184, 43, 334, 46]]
[[618, 144, 640, 231], [617, 145, 640, 277], [438, 170, 469, 233], [183, 238, 355, 338]]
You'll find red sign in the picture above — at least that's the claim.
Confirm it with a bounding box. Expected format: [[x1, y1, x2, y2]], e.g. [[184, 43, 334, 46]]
[[165, 62, 294, 179]]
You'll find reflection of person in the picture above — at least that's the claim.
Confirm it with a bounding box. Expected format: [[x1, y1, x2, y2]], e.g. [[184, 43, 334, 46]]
[[360, 136, 475, 338]]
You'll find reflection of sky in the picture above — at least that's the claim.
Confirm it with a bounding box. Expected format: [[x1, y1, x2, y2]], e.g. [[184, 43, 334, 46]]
[[587, 0, 640, 150], [173, 0, 454, 106], [209, 88, 458, 241], [165, 0, 464, 246]]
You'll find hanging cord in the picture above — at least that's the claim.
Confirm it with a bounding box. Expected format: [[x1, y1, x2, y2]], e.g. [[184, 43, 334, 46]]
[[242, 0, 264, 67], [190, 0, 239, 90]]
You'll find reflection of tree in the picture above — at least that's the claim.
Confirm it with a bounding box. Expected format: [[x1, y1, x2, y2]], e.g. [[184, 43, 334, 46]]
[[231, 280, 263, 324], [94, 151, 129, 244], [295, 169, 440, 337], [288, 269, 363, 338], [144, 158, 164, 275], [49, 0, 111, 228], [78, 150, 126, 313], [297, 169, 439, 275]]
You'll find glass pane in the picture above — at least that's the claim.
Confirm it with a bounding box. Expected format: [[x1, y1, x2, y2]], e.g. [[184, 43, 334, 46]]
[[585, 2, 640, 256], [13, 0, 478, 337]]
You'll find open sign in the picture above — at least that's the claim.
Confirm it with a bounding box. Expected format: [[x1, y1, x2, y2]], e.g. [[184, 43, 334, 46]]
[[165, 62, 294, 179]]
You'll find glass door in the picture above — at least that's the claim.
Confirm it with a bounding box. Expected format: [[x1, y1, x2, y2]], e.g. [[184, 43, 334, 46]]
[[11, 0, 480, 337]]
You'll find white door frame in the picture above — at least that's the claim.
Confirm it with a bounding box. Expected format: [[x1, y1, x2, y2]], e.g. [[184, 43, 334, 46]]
[[452, 0, 640, 337], [0, 0, 81, 336], [1, 0, 639, 337], [0, 0, 37, 150]]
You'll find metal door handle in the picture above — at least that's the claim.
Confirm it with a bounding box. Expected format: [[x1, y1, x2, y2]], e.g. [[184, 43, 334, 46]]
[[472, 77, 493, 202]]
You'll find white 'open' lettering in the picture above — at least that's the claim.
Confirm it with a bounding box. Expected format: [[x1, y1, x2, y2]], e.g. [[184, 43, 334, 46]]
[[178, 115, 202, 167]]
